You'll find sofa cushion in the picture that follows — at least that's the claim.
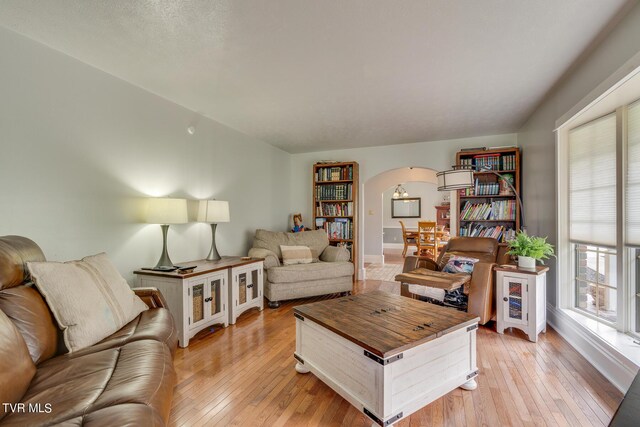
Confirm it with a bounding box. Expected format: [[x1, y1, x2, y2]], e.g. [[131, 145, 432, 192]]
[[280, 245, 313, 265], [267, 261, 354, 283], [253, 229, 329, 260], [0, 309, 36, 421], [0, 286, 60, 364], [0, 340, 175, 426], [68, 308, 178, 358], [27, 253, 148, 352]]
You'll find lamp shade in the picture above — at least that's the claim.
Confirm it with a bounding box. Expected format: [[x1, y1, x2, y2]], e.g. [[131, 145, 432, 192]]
[[197, 200, 230, 223], [436, 169, 474, 191], [146, 198, 188, 224]]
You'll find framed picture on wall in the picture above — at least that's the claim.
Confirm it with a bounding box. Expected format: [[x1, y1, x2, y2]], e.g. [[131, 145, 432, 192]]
[[391, 197, 421, 218]]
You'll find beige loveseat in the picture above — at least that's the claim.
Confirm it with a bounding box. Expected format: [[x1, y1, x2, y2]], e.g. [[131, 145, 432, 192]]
[[248, 229, 354, 308]]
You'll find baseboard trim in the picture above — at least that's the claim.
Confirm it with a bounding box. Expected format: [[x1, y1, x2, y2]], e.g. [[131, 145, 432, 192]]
[[383, 243, 405, 249], [364, 255, 384, 264], [546, 304, 638, 393]]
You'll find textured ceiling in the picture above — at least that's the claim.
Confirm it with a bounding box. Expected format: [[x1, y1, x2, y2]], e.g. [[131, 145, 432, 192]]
[[0, 0, 630, 153]]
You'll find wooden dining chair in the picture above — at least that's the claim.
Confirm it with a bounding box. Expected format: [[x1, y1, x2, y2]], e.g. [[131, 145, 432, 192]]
[[399, 220, 418, 257], [415, 221, 438, 260]]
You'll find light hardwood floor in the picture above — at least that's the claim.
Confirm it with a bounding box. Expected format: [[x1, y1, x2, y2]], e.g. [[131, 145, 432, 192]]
[[169, 279, 622, 426]]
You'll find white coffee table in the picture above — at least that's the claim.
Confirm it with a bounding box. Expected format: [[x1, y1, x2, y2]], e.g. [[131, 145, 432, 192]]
[[294, 291, 479, 426]]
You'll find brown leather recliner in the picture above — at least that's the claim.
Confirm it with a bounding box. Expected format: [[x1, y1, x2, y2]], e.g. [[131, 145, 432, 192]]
[[398, 237, 506, 325], [0, 235, 178, 426]]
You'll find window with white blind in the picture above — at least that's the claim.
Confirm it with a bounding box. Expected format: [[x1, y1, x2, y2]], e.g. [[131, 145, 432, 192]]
[[569, 113, 617, 247], [628, 100, 640, 334], [568, 113, 618, 322], [627, 100, 640, 247]]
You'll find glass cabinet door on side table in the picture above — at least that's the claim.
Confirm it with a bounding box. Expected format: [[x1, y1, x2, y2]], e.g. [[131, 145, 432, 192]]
[[208, 274, 225, 317], [187, 278, 208, 330], [502, 276, 528, 326], [187, 270, 227, 332], [229, 262, 264, 325]]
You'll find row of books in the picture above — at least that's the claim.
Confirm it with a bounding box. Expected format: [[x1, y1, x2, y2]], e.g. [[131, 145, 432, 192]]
[[458, 154, 516, 171], [474, 179, 500, 196], [315, 202, 353, 217], [458, 223, 516, 242], [316, 165, 354, 182], [315, 218, 353, 240], [459, 200, 516, 221], [315, 184, 352, 200], [472, 154, 501, 170]]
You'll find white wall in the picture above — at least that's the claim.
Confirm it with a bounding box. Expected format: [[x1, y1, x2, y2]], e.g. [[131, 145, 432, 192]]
[[382, 182, 440, 229], [515, 2, 640, 392], [517, 1, 640, 307], [0, 27, 291, 283], [291, 133, 518, 277]]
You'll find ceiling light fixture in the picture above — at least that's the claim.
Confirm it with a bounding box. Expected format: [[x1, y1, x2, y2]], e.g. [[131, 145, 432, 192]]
[[392, 184, 409, 199]]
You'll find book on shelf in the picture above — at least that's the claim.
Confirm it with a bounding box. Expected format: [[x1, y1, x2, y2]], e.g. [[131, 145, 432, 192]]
[[458, 223, 516, 242], [315, 165, 354, 182], [474, 178, 499, 196], [315, 217, 353, 240], [316, 201, 353, 217], [314, 183, 353, 200], [473, 153, 501, 170], [459, 152, 517, 171], [459, 200, 516, 221]]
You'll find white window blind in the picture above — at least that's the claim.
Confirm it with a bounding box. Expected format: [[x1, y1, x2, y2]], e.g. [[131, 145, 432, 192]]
[[569, 113, 617, 246], [627, 100, 640, 246]]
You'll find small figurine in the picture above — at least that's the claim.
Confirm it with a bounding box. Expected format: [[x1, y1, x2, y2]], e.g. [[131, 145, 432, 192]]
[[292, 213, 305, 232]]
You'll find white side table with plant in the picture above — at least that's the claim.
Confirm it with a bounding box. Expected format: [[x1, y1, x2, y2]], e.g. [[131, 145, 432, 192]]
[[495, 232, 555, 342]]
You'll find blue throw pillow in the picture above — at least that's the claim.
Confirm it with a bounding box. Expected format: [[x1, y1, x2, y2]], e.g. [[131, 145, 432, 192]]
[[442, 255, 479, 274]]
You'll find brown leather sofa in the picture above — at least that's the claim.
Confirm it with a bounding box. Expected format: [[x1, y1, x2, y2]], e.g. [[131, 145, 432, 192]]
[[0, 236, 177, 426], [397, 237, 506, 325]]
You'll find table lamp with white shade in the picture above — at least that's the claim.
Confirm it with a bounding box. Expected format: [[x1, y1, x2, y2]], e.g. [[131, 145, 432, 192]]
[[197, 200, 230, 261], [146, 197, 188, 270]]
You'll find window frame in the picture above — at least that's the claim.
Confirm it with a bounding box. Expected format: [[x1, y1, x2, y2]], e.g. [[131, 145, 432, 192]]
[[558, 105, 636, 334]]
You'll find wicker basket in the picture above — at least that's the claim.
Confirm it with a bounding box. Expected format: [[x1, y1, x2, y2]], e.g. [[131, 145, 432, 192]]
[[239, 275, 247, 305], [192, 288, 204, 322], [211, 285, 218, 314]]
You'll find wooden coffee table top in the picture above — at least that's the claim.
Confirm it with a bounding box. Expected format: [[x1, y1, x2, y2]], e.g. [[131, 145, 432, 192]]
[[294, 291, 479, 358]]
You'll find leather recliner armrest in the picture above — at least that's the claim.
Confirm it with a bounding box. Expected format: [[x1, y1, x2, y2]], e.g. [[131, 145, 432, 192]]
[[467, 262, 496, 325], [403, 255, 439, 273], [134, 287, 169, 309], [320, 245, 350, 262], [248, 248, 280, 269]]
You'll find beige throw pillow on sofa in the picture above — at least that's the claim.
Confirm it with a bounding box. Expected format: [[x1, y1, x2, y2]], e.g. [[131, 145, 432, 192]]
[[280, 245, 313, 265], [27, 253, 148, 352]]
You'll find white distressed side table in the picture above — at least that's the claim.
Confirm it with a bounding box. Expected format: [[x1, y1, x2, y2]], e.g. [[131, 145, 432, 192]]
[[134, 257, 263, 347], [495, 265, 549, 342]]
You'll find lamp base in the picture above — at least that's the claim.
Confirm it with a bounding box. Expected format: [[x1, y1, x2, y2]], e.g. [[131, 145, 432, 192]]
[[154, 224, 175, 269], [206, 223, 221, 261]]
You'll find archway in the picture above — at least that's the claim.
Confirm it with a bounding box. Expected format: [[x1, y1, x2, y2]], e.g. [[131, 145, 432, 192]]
[[362, 167, 443, 277]]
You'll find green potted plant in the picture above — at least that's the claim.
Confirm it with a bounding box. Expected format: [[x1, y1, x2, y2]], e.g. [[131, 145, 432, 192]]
[[507, 231, 555, 269]]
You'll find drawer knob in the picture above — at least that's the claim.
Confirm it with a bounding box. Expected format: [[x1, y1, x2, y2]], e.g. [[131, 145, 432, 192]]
[[503, 297, 508, 302]]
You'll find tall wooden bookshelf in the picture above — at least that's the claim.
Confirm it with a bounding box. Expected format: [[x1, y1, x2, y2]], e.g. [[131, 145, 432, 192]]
[[455, 147, 521, 243], [312, 161, 359, 274]]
